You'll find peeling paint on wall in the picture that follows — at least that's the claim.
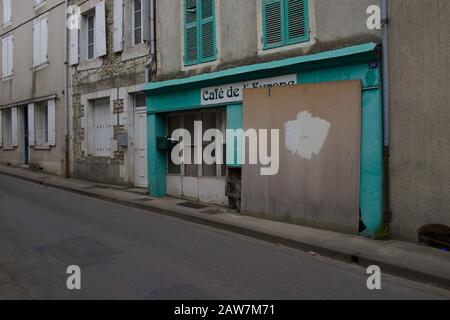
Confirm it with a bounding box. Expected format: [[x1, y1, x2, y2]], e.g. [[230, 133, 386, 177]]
[[284, 111, 331, 160]]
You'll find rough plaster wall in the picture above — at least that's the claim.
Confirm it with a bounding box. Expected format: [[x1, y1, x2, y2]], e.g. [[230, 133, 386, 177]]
[[389, 0, 450, 241]]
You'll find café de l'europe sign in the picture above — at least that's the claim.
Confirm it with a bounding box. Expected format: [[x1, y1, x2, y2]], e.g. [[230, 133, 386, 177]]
[[201, 74, 297, 106]]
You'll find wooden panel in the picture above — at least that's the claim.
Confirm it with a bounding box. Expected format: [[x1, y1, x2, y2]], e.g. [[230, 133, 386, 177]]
[[242, 81, 361, 234]]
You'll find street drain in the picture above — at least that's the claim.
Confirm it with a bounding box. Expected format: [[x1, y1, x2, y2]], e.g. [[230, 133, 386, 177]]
[[177, 202, 209, 210]]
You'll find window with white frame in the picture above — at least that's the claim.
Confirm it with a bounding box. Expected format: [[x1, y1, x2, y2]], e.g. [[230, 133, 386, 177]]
[[33, 16, 48, 67], [2, 0, 11, 25], [133, 0, 143, 46], [1, 34, 13, 78], [86, 13, 95, 59]]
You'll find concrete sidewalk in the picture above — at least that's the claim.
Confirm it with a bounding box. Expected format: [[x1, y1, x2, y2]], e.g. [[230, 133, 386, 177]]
[[0, 164, 449, 291]]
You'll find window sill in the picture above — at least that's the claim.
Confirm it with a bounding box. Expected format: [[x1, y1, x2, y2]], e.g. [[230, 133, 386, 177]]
[[2, 21, 12, 29], [181, 58, 219, 72], [0, 146, 15, 150], [257, 37, 315, 56], [34, 2, 46, 11], [77, 58, 103, 71], [1, 74, 14, 82], [32, 62, 49, 72], [33, 145, 51, 150], [122, 43, 150, 62]]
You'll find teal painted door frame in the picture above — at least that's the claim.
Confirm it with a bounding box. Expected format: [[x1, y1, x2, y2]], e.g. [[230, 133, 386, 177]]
[[145, 43, 383, 235]]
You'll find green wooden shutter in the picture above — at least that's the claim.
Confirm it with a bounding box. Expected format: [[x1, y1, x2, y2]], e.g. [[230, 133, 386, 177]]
[[200, 0, 216, 62], [263, 0, 283, 49], [285, 0, 309, 44], [184, 0, 199, 65]]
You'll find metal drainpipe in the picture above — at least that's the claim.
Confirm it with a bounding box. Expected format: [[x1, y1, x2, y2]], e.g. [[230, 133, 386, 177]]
[[63, 0, 70, 178], [381, 0, 391, 224], [145, 0, 156, 83]]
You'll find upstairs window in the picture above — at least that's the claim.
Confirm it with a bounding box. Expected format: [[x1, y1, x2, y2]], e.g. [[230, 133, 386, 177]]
[[262, 0, 309, 50], [33, 16, 48, 67], [87, 14, 95, 59], [184, 0, 216, 66], [133, 0, 143, 45], [2, 0, 11, 25]]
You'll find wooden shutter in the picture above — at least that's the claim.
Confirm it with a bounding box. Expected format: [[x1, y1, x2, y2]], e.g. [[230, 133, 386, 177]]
[[28, 104, 35, 146], [113, 0, 124, 52], [184, 0, 198, 65], [33, 20, 40, 66], [47, 99, 56, 146], [95, 1, 107, 57], [200, 0, 215, 62], [142, 0, 151, 43], [263, 0, 283, 49], [69, 28, 79, 65], [3, 0, 11, 24], [286, 0, 309, 44], [1, 37, 6, 76], [0, 110, 3, 147], [11, 107, 17, 147], [41, 17, 48, 63]]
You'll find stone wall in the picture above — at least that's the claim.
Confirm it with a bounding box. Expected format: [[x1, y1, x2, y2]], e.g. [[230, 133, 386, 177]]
[[70, 0, 151, 184]]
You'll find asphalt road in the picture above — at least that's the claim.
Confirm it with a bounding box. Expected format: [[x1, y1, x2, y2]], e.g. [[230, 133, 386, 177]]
[[0, 174, 449, 300]]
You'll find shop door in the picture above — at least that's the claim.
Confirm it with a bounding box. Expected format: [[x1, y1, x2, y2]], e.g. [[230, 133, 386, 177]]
[[135, 108, 148, 188]]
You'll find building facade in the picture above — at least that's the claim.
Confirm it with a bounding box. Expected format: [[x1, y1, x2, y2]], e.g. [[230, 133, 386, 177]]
[[0, 0, 67, 175], [388, 0, 450, 241], [68, 0, 155, 186], [145, 0, 384, 235]]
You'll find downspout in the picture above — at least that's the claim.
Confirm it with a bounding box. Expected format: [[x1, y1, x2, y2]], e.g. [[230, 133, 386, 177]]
[[381, 0, 391, 225], [63, 0, 70, 178], [145, 0, 156, 83]]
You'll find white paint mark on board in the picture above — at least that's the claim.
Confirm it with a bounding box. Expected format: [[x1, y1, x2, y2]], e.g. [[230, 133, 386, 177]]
[[284, 111, 331, 160]]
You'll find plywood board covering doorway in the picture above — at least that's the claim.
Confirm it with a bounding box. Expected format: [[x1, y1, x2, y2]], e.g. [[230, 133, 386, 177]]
[[241, 80, 362, 234]]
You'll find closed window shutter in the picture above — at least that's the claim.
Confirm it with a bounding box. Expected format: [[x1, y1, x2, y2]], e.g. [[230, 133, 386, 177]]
[[200, 0, 215, 61], [263, 0, 283, 49], [95, 1, 107, 57], [3, 0, 11, 24], [0, 110, 3, 147], [28, 104, 35, 146], [286, 0, 308, 44], [41, 17, 48, 63], [184, 0, 198, 65], [69, 28, 79, 65], [113, 0, 124, 52], [1, 38, 7, 76], [33, 20, 41, 66], [47, 99, 56, 146], [11, 107, 17, 147]]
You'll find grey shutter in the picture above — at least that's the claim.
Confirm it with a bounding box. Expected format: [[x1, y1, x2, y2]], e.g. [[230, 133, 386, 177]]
[[11, 107, 17, 147], [0, 110, 3, 147], [95, 1, 107, 57], [47, 99, 56, 146], [143, 0, 151, 43], [28, 103, 35, 146], [69, 29, 79, 65], [113, 0, 124, 52]]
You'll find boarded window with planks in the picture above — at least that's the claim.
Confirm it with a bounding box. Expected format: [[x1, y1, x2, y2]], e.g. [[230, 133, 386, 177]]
[[262, 0, 309, 50]]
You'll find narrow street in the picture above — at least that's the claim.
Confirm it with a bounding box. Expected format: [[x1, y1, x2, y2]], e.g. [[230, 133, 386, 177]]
[[0, 174, 448, 300]]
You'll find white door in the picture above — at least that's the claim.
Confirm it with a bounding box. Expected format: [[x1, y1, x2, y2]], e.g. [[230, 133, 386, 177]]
[[94, 99, 112, 157], [135, 108, 148, 188]]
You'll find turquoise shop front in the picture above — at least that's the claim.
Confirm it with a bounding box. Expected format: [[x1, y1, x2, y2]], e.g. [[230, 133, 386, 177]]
[[144, 43, 383, 235]]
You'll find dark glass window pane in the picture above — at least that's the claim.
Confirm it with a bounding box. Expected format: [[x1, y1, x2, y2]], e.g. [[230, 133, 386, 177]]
[[134, 0, 142, 11], [134, 28, 142, 45], [167, 115, 181, 175], [88, 44, 94, 59]]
